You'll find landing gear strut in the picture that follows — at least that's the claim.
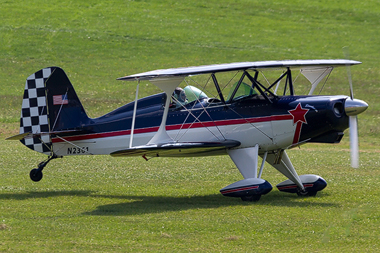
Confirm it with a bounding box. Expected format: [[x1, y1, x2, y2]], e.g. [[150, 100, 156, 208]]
[[30, 154, 59, 182]]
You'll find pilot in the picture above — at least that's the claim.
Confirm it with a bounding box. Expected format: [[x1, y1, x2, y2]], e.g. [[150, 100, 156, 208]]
[[171, 87, 187, 108]]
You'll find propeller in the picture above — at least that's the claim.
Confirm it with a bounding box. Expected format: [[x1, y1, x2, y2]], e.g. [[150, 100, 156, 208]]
[[344, 55, 368, 168]]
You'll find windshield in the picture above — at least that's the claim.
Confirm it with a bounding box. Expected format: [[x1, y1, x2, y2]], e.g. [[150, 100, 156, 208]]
[[183, 85, 208, 103], [226, 82, 257, 101]]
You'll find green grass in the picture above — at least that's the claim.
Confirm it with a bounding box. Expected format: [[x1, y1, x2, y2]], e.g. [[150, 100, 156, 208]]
[[1, 0, 380, 252], [1, 140, 380, 252]]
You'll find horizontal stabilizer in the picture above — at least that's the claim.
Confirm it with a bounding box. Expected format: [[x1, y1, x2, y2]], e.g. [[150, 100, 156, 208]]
[[6, 132, 32, 140], [111, 140, 241, 158], [6, 129, 85, 141]]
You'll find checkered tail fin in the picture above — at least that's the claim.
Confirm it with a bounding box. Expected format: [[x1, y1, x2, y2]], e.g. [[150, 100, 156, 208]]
[[19, 67, 90, 154]]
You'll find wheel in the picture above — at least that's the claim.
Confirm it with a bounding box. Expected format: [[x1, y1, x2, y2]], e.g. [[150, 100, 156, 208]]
[[297, 189, 317, 197], [296, 190, 309, 196], [30, 169, 43, 182], [241, 195, 261, 202]]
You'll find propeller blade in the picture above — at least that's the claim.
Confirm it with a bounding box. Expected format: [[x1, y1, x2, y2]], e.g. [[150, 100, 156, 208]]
[[349, 115, 359, 168], [343, 47, 363, 168], [343, 46, 354, 99], [346, 64, 354, 100]]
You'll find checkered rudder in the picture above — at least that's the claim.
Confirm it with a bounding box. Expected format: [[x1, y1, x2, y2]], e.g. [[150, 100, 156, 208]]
[[19, 67, 55, 154]]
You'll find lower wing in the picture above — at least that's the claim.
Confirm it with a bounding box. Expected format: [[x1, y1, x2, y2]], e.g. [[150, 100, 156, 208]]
[[110, 140, 241, 158]]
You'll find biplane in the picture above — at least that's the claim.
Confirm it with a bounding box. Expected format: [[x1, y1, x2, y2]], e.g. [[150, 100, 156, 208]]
[[7, 59, 368, 201]]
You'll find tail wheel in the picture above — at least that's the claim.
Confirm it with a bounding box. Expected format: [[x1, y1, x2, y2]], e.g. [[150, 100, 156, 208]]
[[29, 154, 59, 182], [30, 169, 43, 182]]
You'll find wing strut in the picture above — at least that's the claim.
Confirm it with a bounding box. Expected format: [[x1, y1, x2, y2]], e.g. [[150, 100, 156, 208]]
[[301, 67, 333, 95], [227, 72, 246, 103], [129, 81, 139, 148], [286, 68, 294, 95], [245, 71, 273, 103], [147, 77, 184, 145], [211, 74, 226, 104]]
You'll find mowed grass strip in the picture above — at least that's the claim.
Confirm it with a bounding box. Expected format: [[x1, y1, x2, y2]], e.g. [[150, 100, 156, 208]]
[[1, 0, 380, 252]]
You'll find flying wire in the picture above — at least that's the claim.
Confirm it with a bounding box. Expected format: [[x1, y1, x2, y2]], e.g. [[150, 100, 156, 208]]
[[227, 106, 274, 142], [170, 89, 223, 141], [317, 70, 332, 95]]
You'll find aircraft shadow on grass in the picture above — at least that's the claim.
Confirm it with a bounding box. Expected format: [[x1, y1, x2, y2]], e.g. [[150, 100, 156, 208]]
[[0, 190, 337, 215], [85, 192, 337, 216], [0, 190, 93, 200]]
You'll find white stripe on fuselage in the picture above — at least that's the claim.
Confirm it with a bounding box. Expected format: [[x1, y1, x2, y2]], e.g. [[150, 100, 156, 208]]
[[52, 119, 297, 157]]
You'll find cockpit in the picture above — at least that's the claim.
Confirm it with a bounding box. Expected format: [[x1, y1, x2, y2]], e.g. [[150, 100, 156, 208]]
[[171, 82, 260, 110], [170, 83, 261, 110], [171, 85, 208, 109]]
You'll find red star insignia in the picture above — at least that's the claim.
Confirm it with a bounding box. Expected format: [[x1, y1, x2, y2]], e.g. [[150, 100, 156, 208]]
[[288, 103, 309, 125]]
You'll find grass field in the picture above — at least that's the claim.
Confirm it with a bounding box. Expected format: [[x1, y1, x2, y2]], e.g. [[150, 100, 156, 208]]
[[1, 0, 380, 252]]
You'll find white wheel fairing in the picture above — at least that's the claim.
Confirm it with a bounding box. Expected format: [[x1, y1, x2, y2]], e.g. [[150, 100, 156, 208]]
[[276, 174, 327, 194], [220, 178, 272, 198]]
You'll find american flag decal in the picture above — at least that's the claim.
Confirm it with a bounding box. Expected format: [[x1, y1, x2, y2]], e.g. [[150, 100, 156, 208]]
[[53, 94, 68, 105]]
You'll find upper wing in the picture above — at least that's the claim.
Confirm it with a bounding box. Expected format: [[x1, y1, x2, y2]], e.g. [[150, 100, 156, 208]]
[[110, 140, 241, 158], [117, 59, 361, 81]]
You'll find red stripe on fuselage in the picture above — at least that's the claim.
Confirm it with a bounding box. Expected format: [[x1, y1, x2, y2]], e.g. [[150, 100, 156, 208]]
[[51, 127, 159, 143], [292, 122, 303, 145], [277, 183, 314, 190], [220, 185, 259, 195], [51, 114, 293, 143]]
